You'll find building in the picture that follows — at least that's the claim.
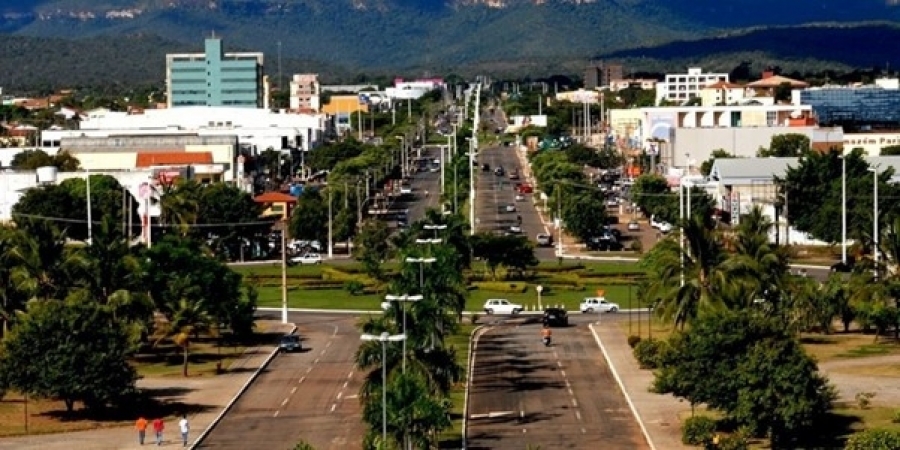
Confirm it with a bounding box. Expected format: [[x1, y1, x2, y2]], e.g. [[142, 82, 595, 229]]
[[608, 79, 657, 92], [166, 37, 266, 109], [608, 104, 817, 169], [800, 78, 900, 130], [655, 67, 729, 106], [321, 95, 370, 135], [254, 191, 297, 221], [698, 81, 749, 106], [289, 74, 321, 112], [584, 61, 624, 90]]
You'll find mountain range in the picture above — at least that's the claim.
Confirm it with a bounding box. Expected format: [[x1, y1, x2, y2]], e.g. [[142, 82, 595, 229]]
[[1, 0, 899, 90]]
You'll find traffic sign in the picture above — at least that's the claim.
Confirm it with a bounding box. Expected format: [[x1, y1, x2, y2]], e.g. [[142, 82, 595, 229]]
[[138, 182, 151, 200]]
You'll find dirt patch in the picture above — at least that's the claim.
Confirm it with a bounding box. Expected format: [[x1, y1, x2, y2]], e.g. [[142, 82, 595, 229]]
[[802, 333, 900, 363]]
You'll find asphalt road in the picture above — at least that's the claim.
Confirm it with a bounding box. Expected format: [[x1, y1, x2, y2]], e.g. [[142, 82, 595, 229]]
[[388, 146, 443, 225], [475, 146, 556, 259], [197, 313, 366, 449], [466, 320, 649, 450]]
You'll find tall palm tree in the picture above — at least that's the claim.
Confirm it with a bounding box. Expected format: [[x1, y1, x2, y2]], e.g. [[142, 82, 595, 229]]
[[644, 216, 732, 328], [0, 225, 26, 335], [727, 206, 792, 312], [156, 179, 201, 236], [155, 297, 215, 377], [8, 221, 87, 301], [81, 216, 144, 300]]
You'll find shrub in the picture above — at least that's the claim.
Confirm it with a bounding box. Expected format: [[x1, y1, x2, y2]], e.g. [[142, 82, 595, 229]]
[[893, 409, 900, 424], [632, 338, 666, 369], [856, 391, 876, 409], [344, 280, 365, 296], [630, 239, 644, 254], [845, 428, 900, 450], [472, 281, 528, 294], [681, 415, 716, 446], [627, 335, 642, 348], [717, 432, 749, 450]]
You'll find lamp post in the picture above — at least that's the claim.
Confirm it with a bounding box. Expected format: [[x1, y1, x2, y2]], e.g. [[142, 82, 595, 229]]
[[395, 135, 406, 178], [85, 170, 93, 244], [423, 224, 447, 239], [842, 154, 847, 264], [679, 180, 685, 287], [405, 257, 436, 288], [468, 137, 476, 235], [869, 166, 880, 279], [360, 332, 406, 447], [384, 295, 423, 372], [281, 220, 289, 324]]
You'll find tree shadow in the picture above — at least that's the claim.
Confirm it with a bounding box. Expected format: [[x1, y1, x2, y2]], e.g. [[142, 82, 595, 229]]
[[36, 391, 216, 423]]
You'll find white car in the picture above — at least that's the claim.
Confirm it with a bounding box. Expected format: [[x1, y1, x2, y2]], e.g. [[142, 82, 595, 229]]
[[650, 215, 673, 233], [505, 204, 517, 212], [483, 299, 523, 315], [627, 220, 640, 231], [580, 297, 620, 313], [290, 253, 323, 265], [508, 224, 522, 234]]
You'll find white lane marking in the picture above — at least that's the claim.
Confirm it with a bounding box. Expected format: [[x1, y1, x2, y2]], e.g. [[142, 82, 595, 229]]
[[565, 380, 572, 389], [291, 387, 297, 395], [556, 360, 563, 368], [306, 367, 312, 374], [330, 404, 337, 413], [581, 427, 586, 434], [347, 371, 354, 379], [320, 349, 327, 356], [314, 358, 320, 364], [343, 381, 349, 389], [273, 410, 280, 418], [326, 341, 333, 348], [345, 394, 358, 399], [299, 376, 306, 383], [572, 399, 578, 408], [560, 370, 567, 378], [337, 392, 343, 400], [520, 410, 525, 420], [469, 411, 516, 419], [576, 411, 582, 421], [281, 398, 289, 407], [332, 325, 339, 337], [568, 388, 574, 396]]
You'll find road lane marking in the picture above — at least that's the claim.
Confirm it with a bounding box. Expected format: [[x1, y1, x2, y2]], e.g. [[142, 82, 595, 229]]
[[337, 392, 343, 400], [345, 394, 358, 399], [565, 380, 572, 388], [581, 427, 586, 434], [469, 411, 516, 419], [291, 387, 297, 395], [306, 367, 312, 373], [330, 404, 337, 412], [273, 410, 280, 418], [314, 358, 320, 364], [572, 399, 578, 408], [568, 388, 574, 396], [556, 360, 563, 368], [332, 325, 338, 336], [560, 370, 566, 378], [343, 381, 349, 389], [320, 349, 327, 356], [281, 398, 289, 407], [326, 341, 333, 348], [299, 376, 306, 383], [576, 411, 582, 421], [347, 371, 354, 379]]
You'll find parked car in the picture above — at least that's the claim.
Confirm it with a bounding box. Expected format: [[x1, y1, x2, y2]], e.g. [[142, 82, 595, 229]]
[[542, 308, 569, 327], [627, 220, 640, 231], [586, 236, 623, 251], [580, 297, 620, 313], [508, 224, 522, 234], [483, 299, 523, 315], [650, 215, 673, 233], [536, 233, 553, 247], [482, 163, 491, 172], [516, 183, 534, 194], [509, 170, 519, 180], [279, 334, 302, 353], [494, 166, 505, 176], [290, 253, 323, 265], [505, 203, 517, 213]]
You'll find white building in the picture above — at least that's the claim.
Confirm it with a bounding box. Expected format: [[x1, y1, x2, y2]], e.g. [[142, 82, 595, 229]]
[[289, 74, 321, 112], [41, 106, 327, 154], [608, 79, 657, 92], [655, 67, 730, 106]]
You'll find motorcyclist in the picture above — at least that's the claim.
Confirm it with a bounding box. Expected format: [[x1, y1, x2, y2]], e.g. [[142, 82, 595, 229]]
[[541, 325, 552, 339]]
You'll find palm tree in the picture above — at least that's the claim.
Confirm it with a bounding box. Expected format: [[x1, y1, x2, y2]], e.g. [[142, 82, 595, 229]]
[[361, 372, 451, 450], [0, 225, 26, 335], [155, 297, 215, 377], [644, 216, 731, 328], [8, 221, 87, 301], [156, 179, 201, 236], [727, 206, 792, 312], [82, 216, 144, 300]]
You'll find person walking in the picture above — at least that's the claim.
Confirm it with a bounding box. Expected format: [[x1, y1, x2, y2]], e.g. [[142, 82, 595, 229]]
[[135, 416, 148, 445], [152, 417, 164, 446], [178, 415, 190, 447]]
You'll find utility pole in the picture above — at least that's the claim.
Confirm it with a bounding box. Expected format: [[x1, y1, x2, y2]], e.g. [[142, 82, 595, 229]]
[[328, 188, 334, 259], [281, 219, 288, 324]]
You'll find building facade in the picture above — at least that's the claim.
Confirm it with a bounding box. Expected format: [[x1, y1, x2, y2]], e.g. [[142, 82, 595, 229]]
[[166, 37, 266, 108], [800, 79, 900, 130], [584, 61, 624, 90], [655, 67, 729, 106], [289, 74, 321, 112]]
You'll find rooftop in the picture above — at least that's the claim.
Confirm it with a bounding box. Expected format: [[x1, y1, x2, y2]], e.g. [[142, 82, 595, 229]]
[[135, 151, 213, 167], [254, 192, 298, 204]]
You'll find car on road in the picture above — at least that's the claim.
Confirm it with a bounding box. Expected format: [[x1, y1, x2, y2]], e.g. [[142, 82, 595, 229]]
[[279, 334, 302, 353], [482, 163, 491, 172], [650, 215, 673, 233], [290, 253, 323, 265], [494, 166, 505, 176], [505, 204, 517, 212], [509, 170, 519, 180], [483, 299, 523, 315], [586, 236, 623, 251], [515, 183, 534, 194], [580, 297, 620, 313], [542, 307, 569, 327], [508, 224, 522, 234], [830, 257, 856, 273], [536, 233, 553, 247], [399, 184, 413, 195], [515, 193, 525, 201], [627, 220, 640, 231]]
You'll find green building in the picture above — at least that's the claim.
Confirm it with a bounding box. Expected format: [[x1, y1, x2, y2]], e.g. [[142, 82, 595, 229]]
[[165, 37, 266, 108]]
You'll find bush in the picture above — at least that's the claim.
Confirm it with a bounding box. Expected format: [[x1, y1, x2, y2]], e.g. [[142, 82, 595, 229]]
[[856, 391, 876, 409], [472, 281, 528, 294], [845, 428, 900, 450], [717, 432, 749, 450], [893, 409, 900, 424], [344, 280, 365, 296], [682, 415, 716, 446], [632, 338, 666, 369], [627, 335, 642, 348]]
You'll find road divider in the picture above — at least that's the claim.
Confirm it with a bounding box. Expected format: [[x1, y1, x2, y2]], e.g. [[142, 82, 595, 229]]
[[462, 325, 488, 450]]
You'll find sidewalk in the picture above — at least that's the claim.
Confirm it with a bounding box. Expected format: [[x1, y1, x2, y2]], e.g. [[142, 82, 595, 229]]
[[0, 321, 295, 450], [591, 323, 690, 450]]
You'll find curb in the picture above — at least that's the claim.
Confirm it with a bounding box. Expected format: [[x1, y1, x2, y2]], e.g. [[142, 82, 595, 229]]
[[462, 325, 488, 450], [257, 307, 650, 316], [588, 323, 656, 450], [189, 324, 297, 449]]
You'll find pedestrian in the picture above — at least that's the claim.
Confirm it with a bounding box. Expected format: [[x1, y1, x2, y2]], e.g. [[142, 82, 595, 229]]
[[135, 416, 148, 445], [152, 417, 164, 446], [178, 415, 190, 447]]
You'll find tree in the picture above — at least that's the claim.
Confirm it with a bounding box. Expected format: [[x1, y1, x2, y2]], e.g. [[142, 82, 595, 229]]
[[306, 140, 364, 171], [471, 233, 538, 279], [289, 188, 328, 244], [699, 149, 734, 176], [8, 221, 87, 301], [194, 182, 270, 261], [361, 372, 451, 450], [757, 133, 811, 157], [156, 297, 215, 377], [10, 149, 80, 171], [561, 189, 610, 243], [353, 219, 393, 281], [0, 299, 138, 412], [654, 311, 834, 447], [632, 174, 672, 221]]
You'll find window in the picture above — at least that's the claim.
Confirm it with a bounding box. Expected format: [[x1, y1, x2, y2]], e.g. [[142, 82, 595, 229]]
[[271, 204, 284, 213]]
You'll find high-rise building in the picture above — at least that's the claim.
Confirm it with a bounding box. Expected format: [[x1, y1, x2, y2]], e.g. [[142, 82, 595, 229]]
[[655, 67, 729, 106], [800, 78, 900, 130], [289, 74, 321, 112], [166, 37, 266, 108], [584, 61, 624, 90]]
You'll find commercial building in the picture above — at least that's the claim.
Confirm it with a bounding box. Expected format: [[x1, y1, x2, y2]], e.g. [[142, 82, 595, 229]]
[[800, 78, 900, 130], [166, 37, 267, 109], [289, 74, 321, 112], [655, 67, 729, 106], [584, 61, 624, 90]]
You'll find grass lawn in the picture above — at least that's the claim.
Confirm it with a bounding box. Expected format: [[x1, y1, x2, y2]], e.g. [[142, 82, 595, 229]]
[[801, 333, 900, 364], [131, 340, 247, 378], [0, 393, 135, 437]]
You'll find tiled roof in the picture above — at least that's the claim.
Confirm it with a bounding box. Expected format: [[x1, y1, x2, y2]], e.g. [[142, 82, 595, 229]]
[[705, 81, 744, 89], [254, 192, 298, 203], [747, 75, 809, 89], [135, 152, 213, 167]]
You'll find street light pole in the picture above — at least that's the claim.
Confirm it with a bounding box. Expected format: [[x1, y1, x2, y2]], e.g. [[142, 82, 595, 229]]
[[842, 155, 847, 264], [870, 166, 880, 278], [281, 220, 289, 324], [679, 181, 685, 287], [384, 295, 422, 372], [360, 332, 406, 448], [406, 256, 437, 289], [86, 170, 93, 244]]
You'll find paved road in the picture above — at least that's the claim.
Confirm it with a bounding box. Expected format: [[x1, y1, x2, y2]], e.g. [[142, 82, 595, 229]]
[[198, 313, 365, 449], [388, 146, 443, 226], [475, 146, 555, 259], [466, 321, 648, 449]]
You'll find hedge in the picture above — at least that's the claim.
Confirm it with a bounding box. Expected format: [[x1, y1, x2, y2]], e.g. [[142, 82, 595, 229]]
[[845, 429, 900, 450], [472, 282, 528, 294], [681, 416, 716, 446]]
